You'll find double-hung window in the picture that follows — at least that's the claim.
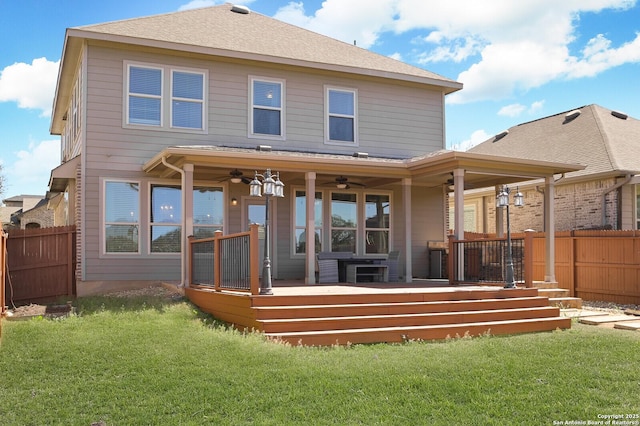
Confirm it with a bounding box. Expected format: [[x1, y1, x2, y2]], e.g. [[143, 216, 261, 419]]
[[294, 190, 323, 254], [172, 70, 205, 129], [326, 87, 357, 144], [365, 194, 390, 254], [193, 187, 224, 238], [104, 181, 140, 254], [150, 184, 182, 253], [250, 77, 284, 138], [126, 62, 206, 131], [127, 65, 163, 126], [331, 193, 357, 252]]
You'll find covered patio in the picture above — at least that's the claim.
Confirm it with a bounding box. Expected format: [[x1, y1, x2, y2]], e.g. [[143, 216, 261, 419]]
[[144, 146, 583, 288]]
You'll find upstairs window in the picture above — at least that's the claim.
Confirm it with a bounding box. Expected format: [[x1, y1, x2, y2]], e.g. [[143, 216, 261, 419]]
[[326, 87, 357, 144], [172, 70, 205, 129], [128, 65, 162, 126], [250, 77, 284, 138], [125, 62, 206, 132]]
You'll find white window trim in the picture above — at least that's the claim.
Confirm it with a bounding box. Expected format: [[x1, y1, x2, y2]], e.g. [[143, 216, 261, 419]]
[[123, 61, 208, 134], [248, 75, 286, 141], [363, 191, 393, 255], [324, 85, 358, 146], [149, 182, 182, 256], [101, 178, 141, 256], [170, 68, 207, 131]]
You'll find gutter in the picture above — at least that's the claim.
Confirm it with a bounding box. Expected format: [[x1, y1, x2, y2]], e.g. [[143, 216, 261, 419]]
[[160, 156, 187, 287], [602, 174, 633, 228]]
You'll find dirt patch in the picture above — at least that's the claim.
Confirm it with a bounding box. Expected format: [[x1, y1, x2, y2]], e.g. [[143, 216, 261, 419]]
[[5, 285, 183, 320], [6, 302, 73, 320]]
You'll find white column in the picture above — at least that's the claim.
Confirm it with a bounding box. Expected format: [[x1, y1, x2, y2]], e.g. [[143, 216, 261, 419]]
[[453, 169, 465, 240], [403, 178, 413, 283], [544, 176, 556, 282], [305, 172, 317, 284], [453, 169, 465, 281]]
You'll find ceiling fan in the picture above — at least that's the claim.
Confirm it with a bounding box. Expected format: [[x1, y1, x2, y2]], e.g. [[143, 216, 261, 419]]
[[217, 169, 252, 184], [329, 176, 366, 189]]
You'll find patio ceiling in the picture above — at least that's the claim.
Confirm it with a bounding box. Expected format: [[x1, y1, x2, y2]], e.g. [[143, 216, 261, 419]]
[[143, 146, 585, 190]]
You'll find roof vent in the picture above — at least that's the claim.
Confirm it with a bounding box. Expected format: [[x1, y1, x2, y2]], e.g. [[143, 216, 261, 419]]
[[353, 152, 369, 158], [564, 109, 581, 122], [493, 130, 509, 141], [231, 4, 250, 14], [611, 110, 628, 120], [256, 144, 272, 152]]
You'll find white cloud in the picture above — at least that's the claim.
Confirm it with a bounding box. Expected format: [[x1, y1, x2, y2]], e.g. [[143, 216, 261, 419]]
[[276, 0, 640, 104], [498, 104, 527, 117], [449, 129, 491, 151], [274, 0, 397, 49], [4, 140, 60, 196], [498, 100, 545, 118], [178, 0, 254, 11], [0, 58, 59, 117]]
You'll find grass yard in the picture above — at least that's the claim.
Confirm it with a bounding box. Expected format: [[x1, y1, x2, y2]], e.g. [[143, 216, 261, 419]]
[[0, 293, 639, 425]]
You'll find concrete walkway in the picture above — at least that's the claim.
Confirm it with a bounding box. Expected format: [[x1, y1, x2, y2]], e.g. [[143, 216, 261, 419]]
[[562, 308, 640, 331]]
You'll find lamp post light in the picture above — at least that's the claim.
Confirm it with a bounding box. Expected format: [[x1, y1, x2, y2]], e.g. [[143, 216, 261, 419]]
[[249, 169, 285, 295], [496, 185, 524, 288]]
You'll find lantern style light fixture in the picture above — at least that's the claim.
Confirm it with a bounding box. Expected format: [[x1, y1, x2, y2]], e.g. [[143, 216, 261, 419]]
[[249, 169, 285, 295], [496, 185, 524, 288]]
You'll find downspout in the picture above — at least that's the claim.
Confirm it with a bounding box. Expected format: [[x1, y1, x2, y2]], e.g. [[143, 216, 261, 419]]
[[161, 156, 186, 287], [602, 174, 633, 229]]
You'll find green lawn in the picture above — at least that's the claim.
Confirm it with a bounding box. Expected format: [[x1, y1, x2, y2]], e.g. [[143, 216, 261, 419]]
[[1, 294, 638, 425]]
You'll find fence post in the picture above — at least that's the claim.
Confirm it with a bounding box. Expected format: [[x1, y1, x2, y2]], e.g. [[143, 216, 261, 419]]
[[1, 230, 6, 319], [569, 231, 576, 298], [524, 230, 534, 288], [249, 224, 260, 295], [448, 237, 455, 285], [214, 230, 223, 292]]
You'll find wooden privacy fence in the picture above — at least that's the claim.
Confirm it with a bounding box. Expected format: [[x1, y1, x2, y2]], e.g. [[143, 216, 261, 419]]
[[532, 230, 640, 305], [5, 226, 76, 304], [1, 229, 7, 321]]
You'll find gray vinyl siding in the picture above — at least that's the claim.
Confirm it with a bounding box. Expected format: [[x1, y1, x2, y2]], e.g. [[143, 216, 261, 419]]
[[80, 43, 447, 282]]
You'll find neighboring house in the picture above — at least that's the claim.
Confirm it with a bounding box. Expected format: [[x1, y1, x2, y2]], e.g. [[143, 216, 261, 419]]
[[1, 195, 55, 230], [48, 5, 580, 295], [457, 105, 640, 234]]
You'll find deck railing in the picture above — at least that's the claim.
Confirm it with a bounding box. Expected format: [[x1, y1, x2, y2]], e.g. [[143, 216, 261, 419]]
[[188, 224, 260, 295], [449, 232, 533, 287]]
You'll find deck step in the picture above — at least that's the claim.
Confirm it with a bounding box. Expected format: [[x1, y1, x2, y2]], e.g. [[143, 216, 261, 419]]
[[253, 296, 552, 320], [265, 317, 571, 346], [258, 306, 561, 333]]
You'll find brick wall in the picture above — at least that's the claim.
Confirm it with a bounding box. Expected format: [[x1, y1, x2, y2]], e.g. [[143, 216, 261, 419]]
[[452, 177, 623, 234]]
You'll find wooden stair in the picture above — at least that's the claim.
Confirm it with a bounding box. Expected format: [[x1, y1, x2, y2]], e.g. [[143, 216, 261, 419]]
[[533, 281, 582, 309], [251, 288, 571, 346]]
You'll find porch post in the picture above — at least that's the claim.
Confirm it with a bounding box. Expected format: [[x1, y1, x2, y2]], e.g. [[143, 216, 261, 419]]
[[403, 178, 412, 283], [183, 163, 194, 287], [544, 176, 556, 282], [495, 185, 505, 238], [453, 169, 465, 240], [305, 172, 317, 284], [453, 169, 465, 281]]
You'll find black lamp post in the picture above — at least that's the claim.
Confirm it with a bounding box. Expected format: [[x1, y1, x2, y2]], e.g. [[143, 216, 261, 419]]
[[496, 185, 524, 288], [249, 169, 284, 295]]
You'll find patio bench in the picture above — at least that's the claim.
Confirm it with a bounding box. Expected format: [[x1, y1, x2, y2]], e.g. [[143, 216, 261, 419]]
[[346, 264, 388, 283]]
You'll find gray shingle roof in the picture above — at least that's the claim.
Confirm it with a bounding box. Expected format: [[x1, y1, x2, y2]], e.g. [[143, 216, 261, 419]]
[[469, 104, 640, 179], [72, 4, 460, 91]]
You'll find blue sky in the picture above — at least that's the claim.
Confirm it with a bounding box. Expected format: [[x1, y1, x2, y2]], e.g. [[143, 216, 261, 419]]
[[1, 0, 639, 199]]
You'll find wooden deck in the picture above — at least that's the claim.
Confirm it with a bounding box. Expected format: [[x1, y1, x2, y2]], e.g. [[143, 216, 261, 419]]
[[185, 280, 571, 346]]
